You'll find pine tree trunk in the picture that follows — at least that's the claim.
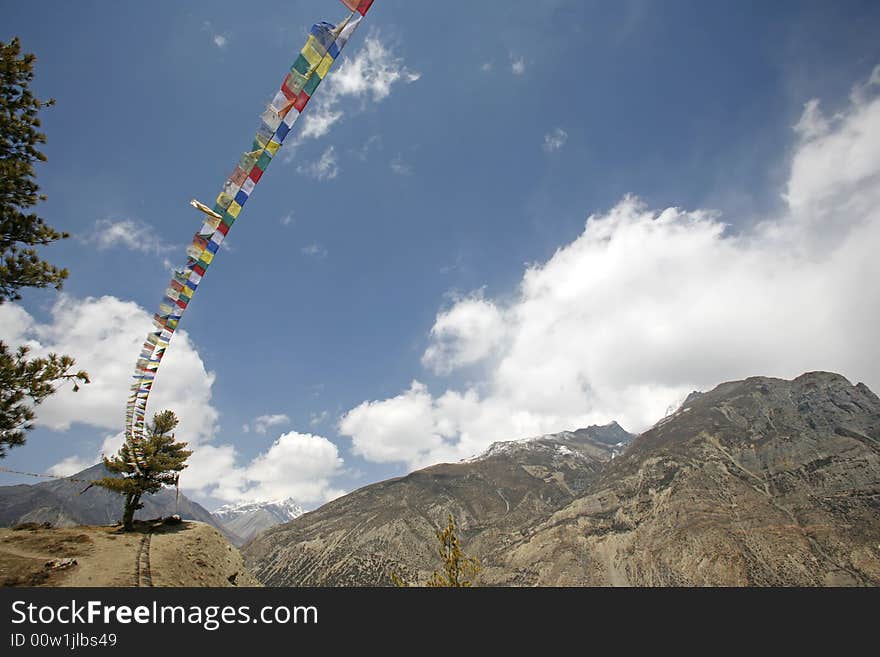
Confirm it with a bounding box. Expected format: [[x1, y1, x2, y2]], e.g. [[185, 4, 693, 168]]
[[122, 492, 141, 531]]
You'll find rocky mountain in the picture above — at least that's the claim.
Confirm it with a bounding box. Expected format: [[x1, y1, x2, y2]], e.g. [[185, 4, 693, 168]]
[[214, 498, 304, 545], [243, 422, 635, 586], [243, 373, 880, 586], [0, 463, 239, 543]]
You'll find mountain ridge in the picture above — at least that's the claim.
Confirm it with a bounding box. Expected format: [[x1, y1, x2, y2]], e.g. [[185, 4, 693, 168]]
[[243, 371, 880, 586], [243, 422, 636, 585]]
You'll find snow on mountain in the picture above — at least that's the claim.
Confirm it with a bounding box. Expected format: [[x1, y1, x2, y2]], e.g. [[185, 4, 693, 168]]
[[213, 498, 304, 545], [214, 498, 304, 522], [466, 422, 636, 463]]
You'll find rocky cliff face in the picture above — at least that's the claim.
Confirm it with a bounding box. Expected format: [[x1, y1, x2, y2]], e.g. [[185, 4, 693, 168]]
[[243, 373, 880, 586], [489, 372, 880, 585]]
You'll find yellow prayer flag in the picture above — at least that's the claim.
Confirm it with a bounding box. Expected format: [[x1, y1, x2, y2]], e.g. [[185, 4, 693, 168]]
[[302, 36, 326, 69]]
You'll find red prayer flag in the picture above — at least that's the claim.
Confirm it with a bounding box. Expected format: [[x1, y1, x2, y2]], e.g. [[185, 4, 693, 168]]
[[340, 0, 374, 16]]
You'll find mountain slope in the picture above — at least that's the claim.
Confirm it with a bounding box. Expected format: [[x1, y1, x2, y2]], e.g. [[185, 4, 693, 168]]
[[243, 373, 880, 586], [0, 464, 239, 544], [243, 423, 634, 586], [214, 498, 304, 545], [488, 372, 880, 585]]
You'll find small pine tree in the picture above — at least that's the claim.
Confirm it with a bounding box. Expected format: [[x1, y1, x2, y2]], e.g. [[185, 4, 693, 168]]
[[425, 514, 481, 587], [95, 410, 192, 531], [393, 513, 481, 587]]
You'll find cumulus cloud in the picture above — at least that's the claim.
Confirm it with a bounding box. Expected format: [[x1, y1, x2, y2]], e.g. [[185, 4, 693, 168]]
[[47, 455, 93, 477], [240, 431, 344, 503], [295, 32, 420, 144], [542, 128, 568, 153], [421, 292, 506, 374], [340, 382, 447, 464], [198, 431, 344, 505], [0, 295, 218, 442], [297, 146, 339, 181], [511, 56, 525, 75], [0, 295, 237, 489], [2, 295, 344, 506], [339, 66, 880, 470], [84, 218, 173, 256]]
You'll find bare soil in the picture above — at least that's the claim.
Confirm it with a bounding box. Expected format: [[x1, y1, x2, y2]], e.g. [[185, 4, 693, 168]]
[[0, 520, 260, 587]]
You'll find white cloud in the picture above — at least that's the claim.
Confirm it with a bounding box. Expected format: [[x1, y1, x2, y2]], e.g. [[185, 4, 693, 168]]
[[47, 455, 92, 477], [339, 382, 447, 464], [338, 66, 880, 470], [354, 135, 381, 161], [422, 292, 506, 374], [84, 218, 172, 256], [481, 62, 493, 72], [309, 410, 329, 427], [793, 99, 828, 141], [0, 295, 218, 442], [202, 21, 228, 49], [0, 295, 231, 486], [390, 154, 412, 176], [98, 431, 125, 460], [184, 431, 345, 506], [301, 243, 328, 258], [542, 128, 568, 153], [241, 431, 344, 503], [190, 431, 344, 505], [297, 146, 339, 181], [280, 213, 294, 227], [295, 33, 420, 144], [5, 296, 343, 507], [511, 56, 525, 75], [185, 443, 244, 501], [243, 414, 290, 435]]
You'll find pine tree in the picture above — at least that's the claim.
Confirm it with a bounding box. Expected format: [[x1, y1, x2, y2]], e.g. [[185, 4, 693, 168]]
[[1, 37, 68, 301], [95, 411, 192, 531], [0, 38, 88, 457], [425, 513, 481, 587], [0, 345, 88, 457], [393, 513, 481, 587]]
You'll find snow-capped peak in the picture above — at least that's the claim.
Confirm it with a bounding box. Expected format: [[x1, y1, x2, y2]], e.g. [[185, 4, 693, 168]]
[[213, 497, 304, 523]]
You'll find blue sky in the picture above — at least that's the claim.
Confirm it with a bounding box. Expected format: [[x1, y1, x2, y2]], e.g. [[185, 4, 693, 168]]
[[2, 0, 880, 510]]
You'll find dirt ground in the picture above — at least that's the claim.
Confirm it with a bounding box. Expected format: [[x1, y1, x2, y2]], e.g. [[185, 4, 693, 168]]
[[0, 521, 260, 587]]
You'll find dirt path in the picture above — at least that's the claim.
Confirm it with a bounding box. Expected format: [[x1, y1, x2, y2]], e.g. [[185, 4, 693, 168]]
[[135, 531, 153, 587]]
